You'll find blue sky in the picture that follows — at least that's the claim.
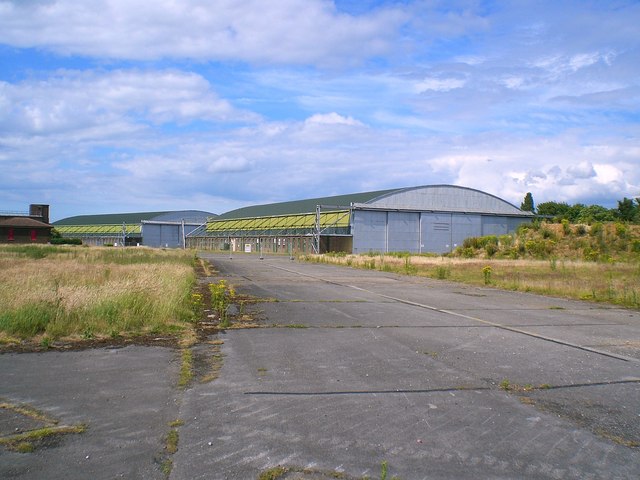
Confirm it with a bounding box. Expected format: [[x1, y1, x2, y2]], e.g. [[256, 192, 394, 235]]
[[1, 0, 639, 221]]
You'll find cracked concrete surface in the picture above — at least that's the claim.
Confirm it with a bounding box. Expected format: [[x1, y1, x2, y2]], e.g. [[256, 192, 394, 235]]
[[1, 254, 639, 479]]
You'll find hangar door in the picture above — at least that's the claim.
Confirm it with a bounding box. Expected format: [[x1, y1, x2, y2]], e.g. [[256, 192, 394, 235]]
[[353, 211, 421, 253], [388, 212, 420, 253], [421, 213, 451, 253], [421, 213, 481, 254], [354, 210, 484, 254], [352, 210, 386, 253]]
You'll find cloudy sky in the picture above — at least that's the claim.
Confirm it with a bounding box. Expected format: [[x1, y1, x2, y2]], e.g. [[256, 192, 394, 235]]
[[1, 0, 639, 221]]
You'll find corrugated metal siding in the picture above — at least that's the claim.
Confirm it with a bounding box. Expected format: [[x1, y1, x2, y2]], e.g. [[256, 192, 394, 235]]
[[421, 213, 452, 253], [352, 210, 387, 253], [453, 214, 482, 249], [143, 224, 182, 248], [354, 210, 526, 254], [481, 216, 508, 236], [388, 212, 420, 253]]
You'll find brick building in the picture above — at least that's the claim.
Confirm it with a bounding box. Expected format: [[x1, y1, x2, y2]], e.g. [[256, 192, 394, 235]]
[[0, 204, 53, 244]]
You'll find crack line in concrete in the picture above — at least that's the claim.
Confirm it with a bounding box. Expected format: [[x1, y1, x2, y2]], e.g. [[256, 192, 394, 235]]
[[532, 378, 640, 391], [244, 386, 490, 396], [243, 379, 640, 397]]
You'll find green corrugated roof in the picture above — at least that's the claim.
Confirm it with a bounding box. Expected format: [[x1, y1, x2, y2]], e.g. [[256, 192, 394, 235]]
[[54, 211, 170, 226], [217, 188, 400, 220]]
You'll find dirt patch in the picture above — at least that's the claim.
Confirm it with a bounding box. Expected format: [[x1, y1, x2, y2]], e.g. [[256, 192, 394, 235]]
[[0, 333, 182, 354]]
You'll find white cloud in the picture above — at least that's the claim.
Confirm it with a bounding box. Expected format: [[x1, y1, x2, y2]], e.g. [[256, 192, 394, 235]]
[[0, 0, 407, 65], [415, 77, 466, 93], [501, 76, 525, 90], [568, 53, 600, 71], [305, 112, 363, 126], [2, 1, 640, 218], [593, 163, 624, 185], [0, 69, 254, 136]]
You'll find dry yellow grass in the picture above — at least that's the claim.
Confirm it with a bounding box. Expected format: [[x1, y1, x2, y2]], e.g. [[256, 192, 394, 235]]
[[0, 245, 197, 341]]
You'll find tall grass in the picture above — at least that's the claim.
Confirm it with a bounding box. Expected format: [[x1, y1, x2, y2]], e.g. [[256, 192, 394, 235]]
[[301, 254, 640, 309], [0, 245, 197, 341]]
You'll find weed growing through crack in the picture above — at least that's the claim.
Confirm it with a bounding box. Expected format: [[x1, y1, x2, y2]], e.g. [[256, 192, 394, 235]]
[[381, 461, 388, 480], [165, 429, 179, 454], [209, 280, 235, 328], [0, 424, 87, 452], [178, 348, 193, 388], [257, 462, 400, 480], [258, 466, 287, 480], [380, 460, 400, 480], [160, 458, 173, 476]]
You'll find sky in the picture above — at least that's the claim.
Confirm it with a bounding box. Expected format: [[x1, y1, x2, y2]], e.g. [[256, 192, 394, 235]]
[[1, 0, 639, 221]]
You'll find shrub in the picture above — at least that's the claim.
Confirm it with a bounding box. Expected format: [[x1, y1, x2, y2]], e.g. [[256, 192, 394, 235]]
[[498, 235, 513, 247], [516, 223, 532, 235], [561, 219, 571, 235], [460, 247, 475, 258], [50, 237, 82, 245], [583, 247, 599, 262], [504, 247, 519, 259], [525, 239, 548, 258], [435, 266, 449, 279], [541, 228, 556, 240], [614, 222, 627, 238], [463, 237, 479, 249], [482, 265, 492, 285], [590, 222, 603, 236], [485, 243, 498, 258]]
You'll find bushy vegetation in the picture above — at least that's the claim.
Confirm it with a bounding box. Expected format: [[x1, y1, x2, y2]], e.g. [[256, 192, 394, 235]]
[[453, 221, 640, 262], [536, 197, 640, 224], [0, 245, 198, 343]]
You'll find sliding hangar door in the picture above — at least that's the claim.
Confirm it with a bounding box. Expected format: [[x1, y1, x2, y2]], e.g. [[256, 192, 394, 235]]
[[351, 209, 525, 254]]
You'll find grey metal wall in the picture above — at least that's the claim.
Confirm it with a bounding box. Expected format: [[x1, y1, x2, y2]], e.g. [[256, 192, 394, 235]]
[[143, 224, 181, 248], [352, 209, 530, 254], [388, 212, 420, 252], [352, 210, 387, 253]]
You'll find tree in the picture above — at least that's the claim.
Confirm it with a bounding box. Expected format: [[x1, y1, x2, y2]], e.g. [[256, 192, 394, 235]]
[[520, 192, 535, 212], [616, 197, 638, 222], [575, 204, 615, 224], [537, 201, 570, 219]]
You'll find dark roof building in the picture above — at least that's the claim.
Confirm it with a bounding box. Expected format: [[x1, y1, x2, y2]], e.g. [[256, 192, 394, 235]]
[[0, 204, 53, 244], [187, 185, 535, 254], [54, 210, 217, 247]]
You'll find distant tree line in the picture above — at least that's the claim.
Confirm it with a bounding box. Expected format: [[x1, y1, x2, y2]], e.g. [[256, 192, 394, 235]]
[[520, 192, 640, 224]]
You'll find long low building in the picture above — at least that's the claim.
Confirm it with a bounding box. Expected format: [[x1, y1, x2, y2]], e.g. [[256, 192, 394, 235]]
[[54, 210, 216, 247], [186, 185, 535, 254]]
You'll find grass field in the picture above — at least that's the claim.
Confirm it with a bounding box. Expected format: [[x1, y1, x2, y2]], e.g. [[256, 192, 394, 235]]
[[302, 253, 640, 309], [0, 245, 197, 345]]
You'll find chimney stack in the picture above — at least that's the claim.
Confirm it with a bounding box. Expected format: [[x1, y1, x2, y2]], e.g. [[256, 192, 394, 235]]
[[29, 204, 50, 224]]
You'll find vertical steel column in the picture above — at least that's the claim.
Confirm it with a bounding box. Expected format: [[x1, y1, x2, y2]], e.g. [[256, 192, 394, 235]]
[[313, 205, 321, 254]]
